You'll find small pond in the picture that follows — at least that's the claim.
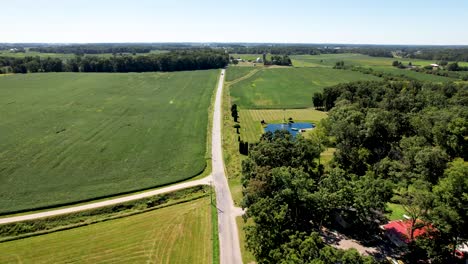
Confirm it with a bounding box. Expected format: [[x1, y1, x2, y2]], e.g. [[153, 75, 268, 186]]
[[264, 123, 315, 137]]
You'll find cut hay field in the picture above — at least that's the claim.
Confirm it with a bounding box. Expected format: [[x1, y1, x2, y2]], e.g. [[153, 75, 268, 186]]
[[229, 67, 380, 109], [0, 196, 213, 264], [0, 70, 218, 214]]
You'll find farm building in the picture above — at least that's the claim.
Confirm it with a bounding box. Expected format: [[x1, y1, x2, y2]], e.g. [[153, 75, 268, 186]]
[[381, 220, 432, 247], [255, 57, 263, 63]]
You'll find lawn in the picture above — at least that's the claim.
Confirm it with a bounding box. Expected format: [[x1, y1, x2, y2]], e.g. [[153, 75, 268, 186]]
[[0, 196, 213, 263], [229, 67, 380, 109], [0, 70, 218, 214], [386, 203, 406, 221], [239, 108, 328, 142]]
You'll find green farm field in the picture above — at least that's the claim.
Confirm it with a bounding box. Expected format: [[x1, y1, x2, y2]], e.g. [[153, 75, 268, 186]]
[[0, 196, 213, 263], [291, 53, 468, 68], [0, 70, 218, 214], [229, 67, 380, 109], [225, 66, 256, 82]]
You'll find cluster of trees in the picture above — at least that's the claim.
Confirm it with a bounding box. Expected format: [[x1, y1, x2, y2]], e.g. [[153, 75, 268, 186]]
[[319, 81, 467, 262], [446, 62, 468, 71], [410, 66, 468, 80], [241, 130, 380, 263], [405, 48, 468, 62], [29, 45, 152, 54], [243, 80, 467, 263], [266, 55, 292, 66], [0, 50, 229, 73]]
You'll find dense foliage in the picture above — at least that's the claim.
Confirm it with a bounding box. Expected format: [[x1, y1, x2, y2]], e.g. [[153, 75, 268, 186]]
[[241, 131, 383, 263], [321, 81, 468, 262], [243, 80, 467, 263], [0, 50, 228, 73]]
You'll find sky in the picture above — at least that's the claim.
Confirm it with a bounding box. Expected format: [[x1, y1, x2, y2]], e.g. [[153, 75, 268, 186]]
[[1, 0, 468, 45]]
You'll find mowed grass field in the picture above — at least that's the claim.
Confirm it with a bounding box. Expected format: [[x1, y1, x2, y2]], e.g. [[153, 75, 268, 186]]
[[229, 67, 380, 109], [0, 71, 218, 214], [0, 197, 212, 263], [225, 66, 256, 82], [239, 108, 328, 142]]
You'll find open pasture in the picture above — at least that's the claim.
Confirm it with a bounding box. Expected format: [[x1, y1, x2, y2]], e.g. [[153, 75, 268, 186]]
[[0, 197, 213, 264], [229, 67, 380, 109], [0, 70, 218, 214]]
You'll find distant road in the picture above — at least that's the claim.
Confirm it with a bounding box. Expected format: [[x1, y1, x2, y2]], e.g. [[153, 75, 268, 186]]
[[0, 176, 212, 225], [212, 69, 243, 264]]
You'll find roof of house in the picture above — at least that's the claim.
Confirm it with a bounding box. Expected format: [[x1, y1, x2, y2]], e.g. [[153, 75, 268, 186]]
[[430, 63, 439, 67], [383, 219, 432, 243]]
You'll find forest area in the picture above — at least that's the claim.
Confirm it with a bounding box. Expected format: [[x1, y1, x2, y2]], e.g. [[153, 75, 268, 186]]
[[241, 80, 468, 264]]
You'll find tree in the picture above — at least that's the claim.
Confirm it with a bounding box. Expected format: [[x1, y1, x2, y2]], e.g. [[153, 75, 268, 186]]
[[447, 62, 459, 71], [432, 159, 468, 257], [234, 124, 241, 134], [392, 60, 400, 67], [394, 180, 434, 241], [231, 104, 239, 122], [312, 92, 324, 110]]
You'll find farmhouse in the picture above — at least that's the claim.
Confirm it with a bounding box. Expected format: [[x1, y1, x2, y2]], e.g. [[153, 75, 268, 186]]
[[255, 57, 263, 63], [381, 220, 432, 247]]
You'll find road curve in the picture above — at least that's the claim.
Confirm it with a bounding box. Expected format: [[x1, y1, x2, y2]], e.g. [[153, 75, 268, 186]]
[[0, 175, 212, 225], [212, 69, 243, 264]]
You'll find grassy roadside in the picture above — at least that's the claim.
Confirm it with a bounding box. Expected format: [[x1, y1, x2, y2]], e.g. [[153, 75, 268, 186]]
[[0, 186, 209, 242], [211, 190, 220, 264], [0, 195, 213, 264]]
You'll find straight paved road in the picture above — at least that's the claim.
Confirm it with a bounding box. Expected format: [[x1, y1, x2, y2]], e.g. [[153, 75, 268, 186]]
[[0, 176, 212, 225], [212, 69, 243, 264]]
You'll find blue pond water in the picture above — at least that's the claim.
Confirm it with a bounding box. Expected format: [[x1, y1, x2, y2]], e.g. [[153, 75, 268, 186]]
[[264, 123, 315, 137]]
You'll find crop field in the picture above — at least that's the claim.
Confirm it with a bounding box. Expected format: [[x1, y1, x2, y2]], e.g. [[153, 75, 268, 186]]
[[229, 67, 380, 109], [0, 197, 212, 263], [225, 66, 256, 82], [0, 70, 218, 214], [239, 108, 328, 142], [290, 53, 456, 68]]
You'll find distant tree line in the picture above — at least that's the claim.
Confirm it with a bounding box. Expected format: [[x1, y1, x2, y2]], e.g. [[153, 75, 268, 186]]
[[230, 46, 393, 57], [0, 50, 229, 73], [404, 48, 468, 62], [29, 45, 153, 55]]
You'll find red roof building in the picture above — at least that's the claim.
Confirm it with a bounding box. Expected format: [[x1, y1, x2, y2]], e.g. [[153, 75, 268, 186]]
[[382, 220, 432, 247]]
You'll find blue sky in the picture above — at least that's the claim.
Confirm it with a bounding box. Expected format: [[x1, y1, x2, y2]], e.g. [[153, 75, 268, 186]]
[[2, 0, 467, 44]]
